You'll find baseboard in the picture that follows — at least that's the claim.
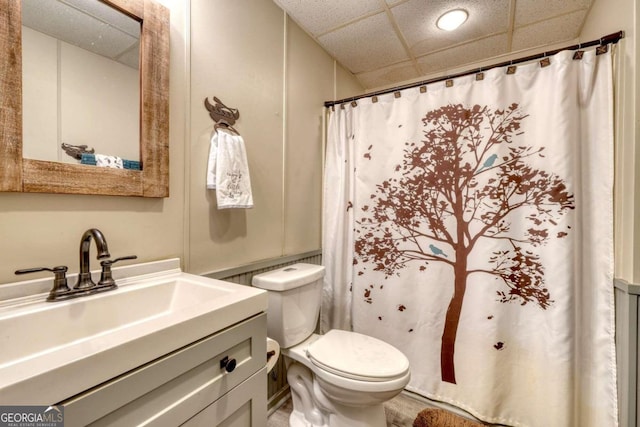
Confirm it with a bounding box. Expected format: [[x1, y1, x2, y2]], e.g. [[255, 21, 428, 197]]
[[267, 387, 291, 416]]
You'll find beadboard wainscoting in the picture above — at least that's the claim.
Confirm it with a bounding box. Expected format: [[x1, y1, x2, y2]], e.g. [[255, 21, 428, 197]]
[[614, 279, 640, 427]]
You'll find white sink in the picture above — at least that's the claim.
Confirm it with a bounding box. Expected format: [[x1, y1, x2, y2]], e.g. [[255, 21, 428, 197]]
[[1, 277, 237, 367], [0, 259, 267, 405]]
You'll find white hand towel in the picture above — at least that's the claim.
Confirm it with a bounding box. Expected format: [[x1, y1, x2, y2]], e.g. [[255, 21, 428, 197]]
[[207, 130, 254, 209], [95, 154, 123, 169], [206, 131, 219, 189]]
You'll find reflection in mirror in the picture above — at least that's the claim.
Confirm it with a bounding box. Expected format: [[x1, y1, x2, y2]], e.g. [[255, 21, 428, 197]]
[[0, 0, 169, 197], [21, 0, 141, 165]]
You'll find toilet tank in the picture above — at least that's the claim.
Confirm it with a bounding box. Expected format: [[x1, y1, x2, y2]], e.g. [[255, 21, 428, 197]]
[[252, 263, 325, 348]]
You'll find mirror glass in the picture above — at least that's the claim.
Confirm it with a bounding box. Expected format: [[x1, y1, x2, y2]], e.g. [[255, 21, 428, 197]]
[[1, 0, 168, 197], [21, 0, 141, 166]]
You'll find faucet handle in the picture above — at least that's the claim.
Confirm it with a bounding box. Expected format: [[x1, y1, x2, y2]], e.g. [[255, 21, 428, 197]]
[[100, 255, 138, 267], [15, 266, 71, 301], [98, 255, 137, 288]]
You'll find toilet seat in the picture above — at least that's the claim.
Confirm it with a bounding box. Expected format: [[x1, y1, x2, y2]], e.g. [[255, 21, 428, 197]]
[[306, 330, 409, 382]]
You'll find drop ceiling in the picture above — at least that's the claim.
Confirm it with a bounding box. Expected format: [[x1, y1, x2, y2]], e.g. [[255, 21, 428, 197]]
[[22, 0, 140, 69], [274, 0, 594, 90]]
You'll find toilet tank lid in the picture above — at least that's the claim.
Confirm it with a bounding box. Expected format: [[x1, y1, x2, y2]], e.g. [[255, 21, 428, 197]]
[[252, 263, 325, 291]]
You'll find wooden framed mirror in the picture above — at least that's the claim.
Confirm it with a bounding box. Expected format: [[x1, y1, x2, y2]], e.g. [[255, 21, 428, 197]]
[[0, 0, 169, 197]]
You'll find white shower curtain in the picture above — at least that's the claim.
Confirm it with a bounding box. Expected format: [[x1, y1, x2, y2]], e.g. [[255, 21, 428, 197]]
[[322, 48, 617, 426]]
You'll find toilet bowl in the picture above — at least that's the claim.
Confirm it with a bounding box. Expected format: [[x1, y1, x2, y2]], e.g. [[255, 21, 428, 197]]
[[252, 264, 411, 427], [283, 331, 409, 427], [286, 330, 410, 400]]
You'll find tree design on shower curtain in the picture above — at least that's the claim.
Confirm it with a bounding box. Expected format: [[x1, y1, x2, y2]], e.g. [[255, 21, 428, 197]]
[[354, 103, 574, 384]]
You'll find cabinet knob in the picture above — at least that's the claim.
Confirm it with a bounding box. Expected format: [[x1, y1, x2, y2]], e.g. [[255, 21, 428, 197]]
[[220, 356, 236, 373]]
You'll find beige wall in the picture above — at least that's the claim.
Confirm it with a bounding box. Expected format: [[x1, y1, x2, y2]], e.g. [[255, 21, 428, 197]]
[[336, 62, 364, 100], [0, 0, 362, 285], [284, 17, 334, 256], [187, 0, 362, 275], [22, 27, 57, 161], [581, 0, 637, 282], [187, 0, 285, 275]]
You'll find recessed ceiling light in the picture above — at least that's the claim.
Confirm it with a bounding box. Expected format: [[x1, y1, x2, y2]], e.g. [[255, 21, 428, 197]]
[[436, 9, 468, 31]]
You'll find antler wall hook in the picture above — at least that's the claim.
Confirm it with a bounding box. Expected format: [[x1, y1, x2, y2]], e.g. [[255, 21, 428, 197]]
[[204, 96, 240, 134], [61, 143, 95, 160]]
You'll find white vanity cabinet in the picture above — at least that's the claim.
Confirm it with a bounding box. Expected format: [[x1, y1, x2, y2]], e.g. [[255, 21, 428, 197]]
[[60, 313, 268, 427]]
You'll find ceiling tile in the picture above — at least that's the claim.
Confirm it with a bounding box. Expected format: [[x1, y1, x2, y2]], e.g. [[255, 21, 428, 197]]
[[417, 34, 509, 75], [318, 13, 410, 73], [64, 0, 140, 37], [272, 0, 598, 89], [356, 61, 421, 90], [512, 10, 586, 51], [515, 0, 592, 26], [273, 0, 383, 36], [22, 0, 139, 64], [391, 0, 510, 56]]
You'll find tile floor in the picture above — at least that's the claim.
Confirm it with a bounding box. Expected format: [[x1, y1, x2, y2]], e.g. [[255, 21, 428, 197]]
[[267, 392, 427, 427]]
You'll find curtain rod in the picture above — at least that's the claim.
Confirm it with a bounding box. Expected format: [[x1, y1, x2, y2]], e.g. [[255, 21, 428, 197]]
[[324, 30, 624, 108]]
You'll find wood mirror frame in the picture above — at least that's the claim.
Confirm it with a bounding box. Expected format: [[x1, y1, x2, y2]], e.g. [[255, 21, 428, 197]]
[[0, 0, 169, 197]]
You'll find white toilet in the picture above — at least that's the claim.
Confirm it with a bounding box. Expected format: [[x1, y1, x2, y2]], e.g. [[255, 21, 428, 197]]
[[252, 263, 410, 427]]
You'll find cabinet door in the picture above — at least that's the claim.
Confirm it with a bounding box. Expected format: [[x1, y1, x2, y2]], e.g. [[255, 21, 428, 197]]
[[61, 314, 266, 426], [183, 367, 267, 427]]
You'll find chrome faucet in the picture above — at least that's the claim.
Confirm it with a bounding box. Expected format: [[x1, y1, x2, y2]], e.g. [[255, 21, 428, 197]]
[[75, 228, 111, 289]]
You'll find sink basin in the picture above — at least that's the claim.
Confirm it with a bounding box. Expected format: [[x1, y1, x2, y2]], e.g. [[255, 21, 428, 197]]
[[1, 277, 237, 367], [0, 259, 267, 405]]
